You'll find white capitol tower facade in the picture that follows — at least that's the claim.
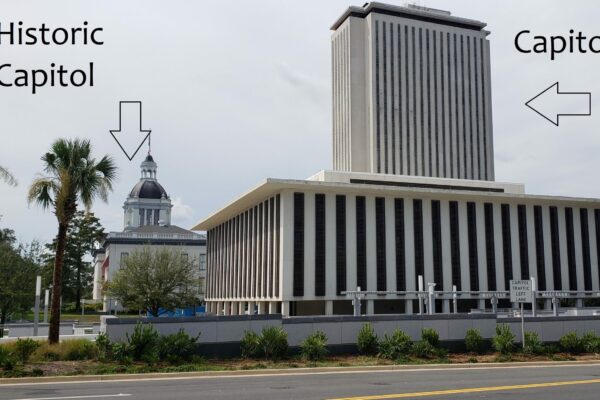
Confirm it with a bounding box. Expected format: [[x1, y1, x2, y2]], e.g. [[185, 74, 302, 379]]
[[193, 2, 600, 317]]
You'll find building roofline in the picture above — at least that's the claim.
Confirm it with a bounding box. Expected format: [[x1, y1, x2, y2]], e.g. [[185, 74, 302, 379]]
[[331, 2, 487, 31], [192, 174, 600, 231]]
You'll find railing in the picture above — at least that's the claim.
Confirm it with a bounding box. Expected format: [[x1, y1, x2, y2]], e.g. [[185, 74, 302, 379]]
[[108, 232, 205, 240]]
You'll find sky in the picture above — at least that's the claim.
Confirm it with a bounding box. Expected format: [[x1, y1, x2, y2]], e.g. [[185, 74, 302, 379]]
[[1, 0, 599, 246]]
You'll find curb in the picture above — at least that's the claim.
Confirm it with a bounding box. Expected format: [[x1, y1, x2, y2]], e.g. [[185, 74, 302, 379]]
[[1, 360, 599, 385]]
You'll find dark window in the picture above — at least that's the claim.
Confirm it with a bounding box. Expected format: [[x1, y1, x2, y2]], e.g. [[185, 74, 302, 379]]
[[501, 204, 513, 289], [375, 197, 387, 291], [580, 209, 592, 291], [315, 194, 326, 296], [550, 206, 562, 290], [356, 196, 367, 290], [517, 205, 529, 279], [336, 195, 347, 295], [431, 200, 443, 289], [449, 201, 461, 290], [534, 206, 546, 291], [395, 199, 406, 291], [596, 210, 600, 288], [484, 203, 496, 291], [293, 193, 304, 296], [565, 208, 578, 290], [413, 199, 424, 288], [467, 202, 479, 291], [275, 194, 281, 297], [375, 21, 381, 173]]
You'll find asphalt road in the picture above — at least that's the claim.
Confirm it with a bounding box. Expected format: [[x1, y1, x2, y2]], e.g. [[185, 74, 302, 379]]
[[2, 363, 600, 400]]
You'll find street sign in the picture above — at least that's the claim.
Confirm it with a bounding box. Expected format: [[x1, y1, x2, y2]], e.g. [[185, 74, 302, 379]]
[[510, 280, 533, 303]]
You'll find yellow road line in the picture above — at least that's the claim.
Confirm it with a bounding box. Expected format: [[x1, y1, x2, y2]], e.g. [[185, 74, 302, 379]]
[[328, 378, 600, 400]]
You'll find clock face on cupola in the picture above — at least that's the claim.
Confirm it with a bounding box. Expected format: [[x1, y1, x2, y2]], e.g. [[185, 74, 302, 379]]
[[123, 152, 173, 230]]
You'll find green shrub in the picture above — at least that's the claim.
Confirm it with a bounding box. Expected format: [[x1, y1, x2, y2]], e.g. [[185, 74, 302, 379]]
[[421, 328, 439, 347], [357, 323, 378, 355], [240, 330, 261, 359], [14, 338, 40, 363], [581, 331, 600, 354], [300, 331, 328, 361], [412, 340, 435, 358], [524, 332, 544, 355], [378, 329, 412, 360], [258, 326, 288, 360], [493, 324, 515, 355], [158, 329, 199, 364], [62, 340, 98, 361], [559, 332, 582, 354], [0, 345, 16, 370], [126, 322, 159, 363], [95, 332, 112, 361], [111, 342, 132, 364], [465, 328, 484, 354]]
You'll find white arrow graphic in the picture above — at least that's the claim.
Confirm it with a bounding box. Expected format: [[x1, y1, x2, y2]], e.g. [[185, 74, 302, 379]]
[[110, 101, 151, 160], [525, 82, 591, 126]]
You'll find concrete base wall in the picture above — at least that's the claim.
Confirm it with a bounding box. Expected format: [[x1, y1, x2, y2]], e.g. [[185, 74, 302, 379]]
[[104, 314, 600, 348]]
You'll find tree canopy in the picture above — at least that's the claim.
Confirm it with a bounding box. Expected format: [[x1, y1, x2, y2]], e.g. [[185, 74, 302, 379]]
[[106, 247, 201, 317], [0, 228, 43, 326], [43, 211, 105, 310]]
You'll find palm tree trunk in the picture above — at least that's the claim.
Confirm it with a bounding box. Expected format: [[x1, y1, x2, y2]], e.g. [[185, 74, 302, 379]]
[[49, 221, 68, 344]]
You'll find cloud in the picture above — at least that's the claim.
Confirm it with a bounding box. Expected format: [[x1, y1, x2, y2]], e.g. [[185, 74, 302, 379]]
[[171, 196, 195, 224], [277, 61, 327, 103]]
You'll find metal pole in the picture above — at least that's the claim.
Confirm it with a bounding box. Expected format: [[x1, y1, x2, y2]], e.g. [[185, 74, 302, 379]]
[[521, 302, 525, 350], [427, 283, 436, 315], [43, 289, 49, 323], [33, 276, 41, 337], [418, 275, 424, 315], [452, 285, 458, 314], [353, 286, 361, 317], [531, 277, 536, 317]]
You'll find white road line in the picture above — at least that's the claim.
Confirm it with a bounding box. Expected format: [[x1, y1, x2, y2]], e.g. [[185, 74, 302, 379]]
[[9, 395, 131, 400], [2, 362, 600, 387]]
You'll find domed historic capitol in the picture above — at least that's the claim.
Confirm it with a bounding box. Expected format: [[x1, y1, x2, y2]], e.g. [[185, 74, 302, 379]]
[[93, 153, 206, 312], [193, 2, 600, 317]]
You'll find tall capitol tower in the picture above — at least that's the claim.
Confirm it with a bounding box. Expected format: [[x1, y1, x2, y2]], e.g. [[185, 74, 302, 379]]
[[331, 2, 494, 181]]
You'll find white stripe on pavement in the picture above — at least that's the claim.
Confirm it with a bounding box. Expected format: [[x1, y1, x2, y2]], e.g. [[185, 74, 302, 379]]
[[10, 394, 131, 400]]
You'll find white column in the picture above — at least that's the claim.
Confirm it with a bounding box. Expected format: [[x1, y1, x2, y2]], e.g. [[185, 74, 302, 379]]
[[269, 301, 278, 314], [230, 301, 238, 316], [325, 300, 333, 315], [223, 302, 230, 316], [281, 301, 290, 317], [248, 301, 256, 315], [366, 299, 374, 315], [216, 301, 223, 316], [257, 302, 266, 315], [238, 301, 245, 315]]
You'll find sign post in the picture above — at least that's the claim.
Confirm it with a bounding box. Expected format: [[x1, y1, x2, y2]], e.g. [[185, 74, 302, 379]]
[[33, 276, 42, 337], [510, 279, 533, 350]]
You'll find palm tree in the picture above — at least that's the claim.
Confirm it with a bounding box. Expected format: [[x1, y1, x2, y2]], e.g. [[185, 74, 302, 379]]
[[28, 138, 117, 343], [0, 165, 17, 186]]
